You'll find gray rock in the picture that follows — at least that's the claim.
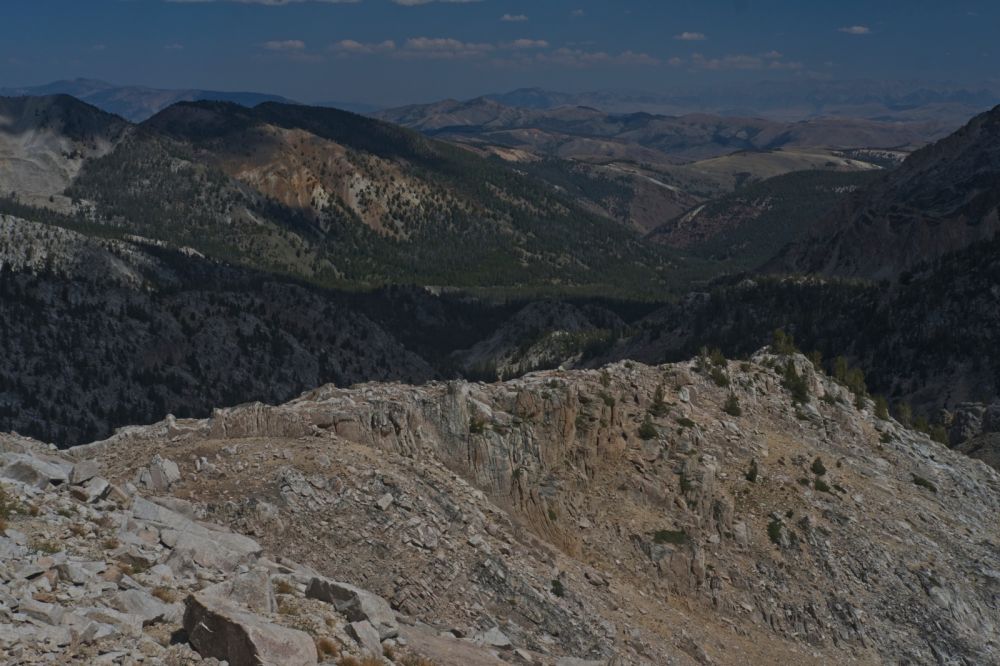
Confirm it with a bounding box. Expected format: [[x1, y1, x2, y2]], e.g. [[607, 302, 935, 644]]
[[70, 476, 109, 503], [306, 577, 399, 640], [198, 570, 276, 615], [111, 589, 175, 626], [20, 598, 64, 625], [376, 493, 394, 511], [184, 592, 317, 666], [477, 626, 512, 648], [69, 460, 100, 485], [0, 453, 70, 489], [347, 619, 383, 656]]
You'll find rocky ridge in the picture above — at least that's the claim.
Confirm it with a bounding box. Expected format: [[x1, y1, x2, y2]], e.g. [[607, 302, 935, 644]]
[[3, 348, 997, 664]]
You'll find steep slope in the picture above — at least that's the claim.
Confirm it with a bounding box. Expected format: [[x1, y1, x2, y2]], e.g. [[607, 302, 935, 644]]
[[0, 215, 435, 446], [57, 349, 1000, 665], [0, 78, 297, 122], [65, 100, 681, 296], [772, 104, 1000, 279], [648, 170, 881, 271], [0, 95, 128, 207], [604, 230, 1000, 448]]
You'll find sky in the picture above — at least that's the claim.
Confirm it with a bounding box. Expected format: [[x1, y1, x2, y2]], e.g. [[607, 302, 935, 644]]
[[0, 0, 997, 106]]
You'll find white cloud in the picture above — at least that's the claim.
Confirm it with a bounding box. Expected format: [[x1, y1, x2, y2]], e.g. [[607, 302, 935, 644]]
[[838, 25, 871, 35], [165, 43, 185, 50], [535, 48, 660, 68], [571, 9, 585, 17], [168, 0, 359, 4], [503, 39, 549, 50], [331, 39, 396, 54], [263, 39, 306, 50], [392, 0, 482, 5], [674, 32, 706, 41], [501, 13, 528, 22], [687, 51, 802, 71]]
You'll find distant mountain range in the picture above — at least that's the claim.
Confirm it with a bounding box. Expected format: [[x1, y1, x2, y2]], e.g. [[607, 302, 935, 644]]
[[0, 79, 301, 122], [483, 80, 1000, 124]]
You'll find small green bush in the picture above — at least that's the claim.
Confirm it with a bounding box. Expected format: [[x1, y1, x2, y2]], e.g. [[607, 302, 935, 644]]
[[649, 385, 668, 417], [469, 417, 487, 434], [873, 395, 890, 420], [653, 529, 688, 545], [550, 579, 565, 597], [638, 417, 658, 441], [745, 459, 758, 483], [782, 361, 810, 404], [814, 478, 831, 493], [767, 519, 783, 545], [912, 475, 937, 493], [710, 367, 730, 387], [676, 416, 695, 428], [772, 329, 797, 355], [811, 457, 827, 476], [723, 393, 742, 417]]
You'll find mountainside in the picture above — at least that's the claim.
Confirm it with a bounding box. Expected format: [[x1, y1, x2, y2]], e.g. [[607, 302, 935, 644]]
[[772, 104, 1000, 279], [648, 170, 881, 271], [0, 214, 441, 446], [0, 79, 297, 122], [61, 100, 683, 296], [3, 348, 999, 664], [0, 95, 129, 207]]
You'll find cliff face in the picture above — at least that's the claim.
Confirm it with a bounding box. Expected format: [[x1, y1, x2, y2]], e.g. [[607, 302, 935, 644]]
[[54, 348, 1000, 665]]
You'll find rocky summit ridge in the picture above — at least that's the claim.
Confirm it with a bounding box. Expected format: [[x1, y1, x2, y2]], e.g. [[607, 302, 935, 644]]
[[1, 348, 999, 665]]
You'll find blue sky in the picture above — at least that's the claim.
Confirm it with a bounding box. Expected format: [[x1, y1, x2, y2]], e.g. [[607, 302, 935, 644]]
[[0, 0, 996, 106]]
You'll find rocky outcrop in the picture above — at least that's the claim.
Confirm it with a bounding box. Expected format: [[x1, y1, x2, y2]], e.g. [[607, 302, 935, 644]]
[[0, 435, 462, 665], [72, 349, 1000, 665]]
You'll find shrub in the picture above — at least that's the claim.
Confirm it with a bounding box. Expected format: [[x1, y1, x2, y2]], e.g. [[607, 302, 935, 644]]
[[638, 416, 658, 440], [469, 417, 486, 435], [873, 395, 889, 420], [676, 416, 695, 428], [844, 367, 867, 398], [550, 579, 565, 597], [0, 485, 16, 530], [315, 637, 340, 659], [653, 529, 687, 545], [807, 350, 823, 371], [710, 367, 730, 387], [599, 392, 615, 408], [813, 478, 831, 493], [772, 329, 797, 355], [274, 579, 295, 595], [912, 475, 937, 493], [767, 519, 783, 545], [782, 362, 810, 404], [895, 402, 913, 427], [811, 457, 827, 476], [707, 347, 726, 367], [928, 425, 949, 445], [745, 459, 758, 483], [723, 393, 742, 417], [152, 587, 178, 603]]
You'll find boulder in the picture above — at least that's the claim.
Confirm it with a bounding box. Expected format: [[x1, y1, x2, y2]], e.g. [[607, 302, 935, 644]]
[[306, 577, 399, 640], [69, 460, 101, 485], [112, 589, 176, 626], [198, 570, 276, 614], [0, 453, 70, 489], [184, 592, 317, 666], [347, 620, 383, 656], [70, 476, 109, 503]]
